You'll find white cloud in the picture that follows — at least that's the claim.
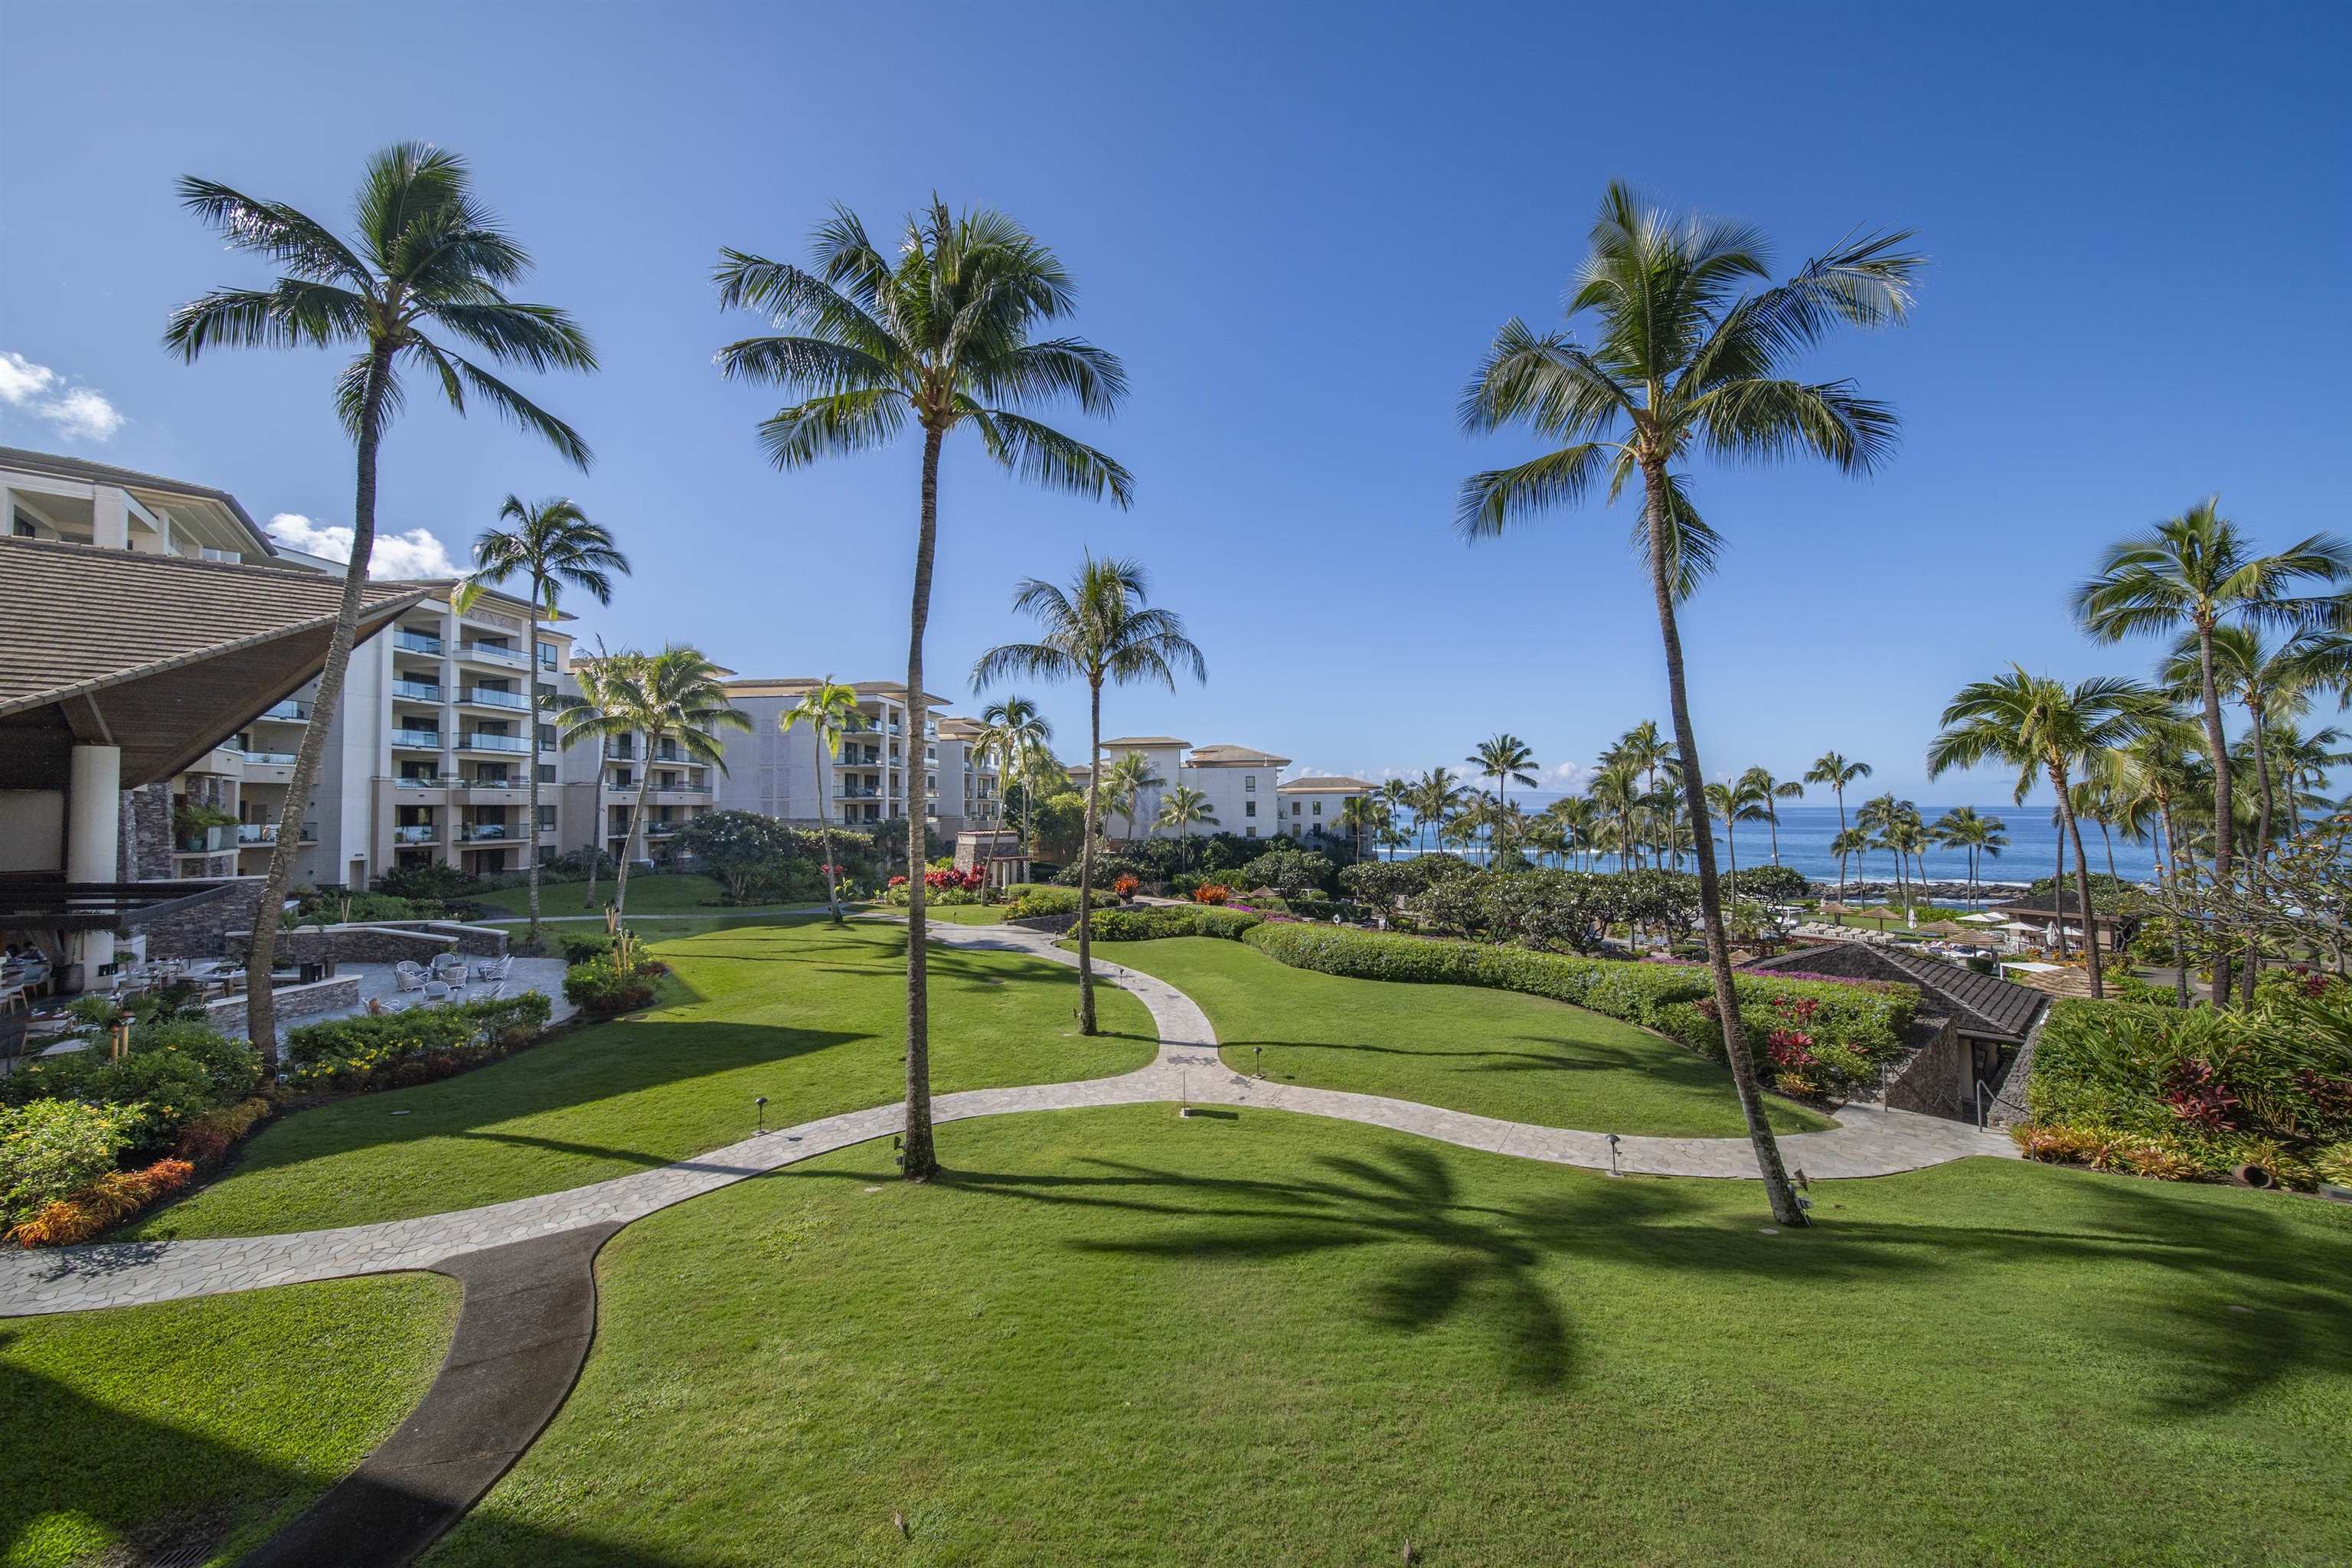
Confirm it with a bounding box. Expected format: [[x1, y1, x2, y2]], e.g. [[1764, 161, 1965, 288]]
[[267, 512, 460, 579], [0, 351, 125, 442]]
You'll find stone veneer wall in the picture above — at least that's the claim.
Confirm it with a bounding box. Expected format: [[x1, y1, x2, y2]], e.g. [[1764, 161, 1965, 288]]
[[129, 879, 269, 960], [205, 974, 362, 1037], [226, 922, 508, 964], [1878, 1014, 1970, 1121], [121, 783, 175, 882]]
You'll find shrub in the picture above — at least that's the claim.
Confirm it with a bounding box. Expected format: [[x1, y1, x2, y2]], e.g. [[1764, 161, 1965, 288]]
[[1235, 849, 1339, 897], [172, 1096, 274, 1166], [286, 993, 554, 1093], [1112, 874, 1141, 899], [563, 958, 660, 1017], [1735, 864, 1811, 905], [1338, 854, 1475, 910], [1192, 883, 1230, 906], [1089, 905, 1265, 941], [1003, 884, 1117, 921], [374, 861, 481, 901], [6, 1158, 195, 1248], [560, 930, 617, 964], [1, 1099, 145, 1231]]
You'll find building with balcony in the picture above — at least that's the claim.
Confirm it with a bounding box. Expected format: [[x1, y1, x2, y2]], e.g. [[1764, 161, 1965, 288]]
[[716, 678, 998, 837], [551, 663, 731, 868], [1066, 739, 1293, 843], [1276, 776, 1378, 852]]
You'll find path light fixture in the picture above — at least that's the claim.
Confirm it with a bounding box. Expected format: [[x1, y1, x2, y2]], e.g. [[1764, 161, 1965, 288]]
[[893, 1133, 904, 1168], [1606, 1132, 1621, 1178], [1253, 1045, 1263, 1080], [754, 1095, 768, 1135]]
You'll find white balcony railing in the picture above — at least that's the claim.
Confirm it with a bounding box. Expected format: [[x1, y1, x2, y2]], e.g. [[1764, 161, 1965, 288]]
[[457, 642, 528, 667], [394, 630, 445, 656], [390, 679, 444, 703], [394, 823, 439, 844], [459, 733, 529, 753], [392, 730, 444, 749], [461, 688, 529, 710]]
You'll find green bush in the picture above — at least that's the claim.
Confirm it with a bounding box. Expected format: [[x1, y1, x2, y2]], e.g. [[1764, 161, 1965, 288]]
[[559, 930, 617, 964], [286, 993, 554, 1093], [1, 1099, 143, 1230], [1003, 884, 1119, 921], [1089, 906, 1266, 941], [563, 958, 659, 1017]]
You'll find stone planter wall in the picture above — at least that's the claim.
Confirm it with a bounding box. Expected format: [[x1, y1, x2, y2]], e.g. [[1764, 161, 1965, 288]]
[[205, 975, 361, 1037]]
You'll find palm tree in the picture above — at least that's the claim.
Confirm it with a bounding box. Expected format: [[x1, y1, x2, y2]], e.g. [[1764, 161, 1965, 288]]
[[1704, 777, 1767, 901], [1409, 767, 1467, 854], [1467, 733, 1540, 864], [1156, 786, 1219, 869], [1455, 185, 1916, 1228], [454, 496, 628, 950], [2073, 498, 2348, 1004], [1857, 794, 1916, 913], [2164, 625, 2317, 878], [1738, 766, 1804, 864], [780, 678, 862, 923], [564, 642, 628, 912], [1100, 750, 1166, 843], [1930, 805, 2007, 906], [557, 648, 750, 920], [973, 556, 1204, 1034], [1589, 763, 1642, 871], [1828, 826, 1870, 907], [167, 143, 595, 1060], [1546, 795, 1599, 871], [1605, 723, 1677, 864], [716, 201, 1129, 1180], [1928, 667, 2167, 998], [2111, 724, 2203, 1006], [1805, 752, 1873, 835], [976, 696, 1054, 853], [1337, 795, 1385, 861]]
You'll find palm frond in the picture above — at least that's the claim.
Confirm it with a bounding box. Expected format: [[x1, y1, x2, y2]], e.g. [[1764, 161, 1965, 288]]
[[965, 407, 1135, 506], [406, 335, 592, 469], [753, 389, 910, 469], [1688, 377, 1900, 472], [174, 178, 370, 284], [1453, 443, 1610, 540], [425, 300, 596, 374], [713, 334, 903, 394], [163, 282, 371, 360]]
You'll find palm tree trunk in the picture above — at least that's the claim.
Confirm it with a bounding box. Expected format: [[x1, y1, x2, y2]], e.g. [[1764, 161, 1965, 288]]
[[2050, 829, 2068, 957], [615, 765, 655, 920], [1076, 677, 1102, 1034], [817, 733, 841, 923], [1639, 462, 1802, 1226], [2197, 622, 2235, 1007], [1768, 808, 1780, 865], [900, 426, 943, 1180], [2243, 700, 2279, 1007], [2051, 764, 2105, 998], [523, 570, 546, 950], [2159, 801, 2190, 1008], [243, 339, 392, 1067]]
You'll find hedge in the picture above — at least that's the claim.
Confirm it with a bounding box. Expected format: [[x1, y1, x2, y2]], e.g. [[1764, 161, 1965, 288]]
[[286, 992, 554, 1093], [1087, 905, 1267, 942]]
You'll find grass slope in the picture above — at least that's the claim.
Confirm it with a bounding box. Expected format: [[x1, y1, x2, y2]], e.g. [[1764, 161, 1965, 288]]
[[433, 1107, 2352, 1567], [1, 1274, 456, 1568], [129, 919, 1152, 1239], [1112, 936, 1831, 1135], [469, 873, 730, 915]]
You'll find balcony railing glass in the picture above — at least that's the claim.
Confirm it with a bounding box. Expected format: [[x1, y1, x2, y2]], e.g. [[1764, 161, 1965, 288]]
[[236, 750, 300, 766], [394, 774, 450, 789], [456, 776, 520, 790], [394, 823, 439, 844], [457, 642, 527, 667], [461, 688, 529, 710], [390, 679, 444, 703], [458, 823, 511, 842], [394, 630, 445, 655], [236, 822, 317, 844], [256, 699, 312, 722], [459, 733, 529, 753], [392, 730, 445, 749]]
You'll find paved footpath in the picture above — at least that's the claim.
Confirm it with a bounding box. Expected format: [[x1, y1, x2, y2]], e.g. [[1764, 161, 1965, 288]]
[[0, 920, 2011, 1318]]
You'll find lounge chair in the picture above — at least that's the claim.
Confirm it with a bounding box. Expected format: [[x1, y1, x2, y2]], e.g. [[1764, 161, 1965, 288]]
[[394, 961, 429, 992]]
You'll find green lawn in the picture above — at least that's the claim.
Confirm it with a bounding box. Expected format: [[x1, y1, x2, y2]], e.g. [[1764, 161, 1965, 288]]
[[430, 1106, 2352, 1567], [127, 918, 1153, 1239], [469, 872, 733, 915], [896, 903, 1012, 926], [1, 1274, 456, 1568], [1109, 936, 1831, 1136]]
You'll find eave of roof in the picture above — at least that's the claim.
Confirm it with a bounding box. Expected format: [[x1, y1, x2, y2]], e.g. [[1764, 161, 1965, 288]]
[[0, 446, 271, 553], [1279, 776, 1376, 791]]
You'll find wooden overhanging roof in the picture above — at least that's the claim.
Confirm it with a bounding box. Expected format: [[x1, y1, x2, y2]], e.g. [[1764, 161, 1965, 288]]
[[0, 537, 430, 789], [1747, 941, 2049, 1044]]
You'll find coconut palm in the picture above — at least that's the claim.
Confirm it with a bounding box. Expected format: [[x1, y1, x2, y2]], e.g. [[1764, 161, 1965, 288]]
[[1828, 826, 1870, 907], [166, 143, 596, 1058], [1738, 766, 1804, 864], [1454, 184, 1915, 1223], [973, 555, 1204, 1034], [1589, 763, 1642, 871], [1928, 667, 2168, 998], [1467, 733, 1540, 864], [1100, 750, 1166, 843], [1805, 752, 1873, 835], [2263, 721, 2352, 842], [1408, 767, 1468, 854], [780, 678, 862, 922], [557, 647, 750, 921], [1704, 777, 1768, 901], [2073, 498, 2348, 1004], [717, 200, 1129, 1180], [1857, 794, 1919, 913], [2110, 724, 2204, 1005], [975, 695, 1054, 853], [455, 496, 629, 949], [1930, 805, 2007, 906], [2162, 625, 2318, 876], [1546, 795, 1599, 872], [1156, 786, 1219, 869], [1337, 795, 1385, 861]]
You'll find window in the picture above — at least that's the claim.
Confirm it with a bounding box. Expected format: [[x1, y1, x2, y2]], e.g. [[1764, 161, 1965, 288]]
[[1245, 825, 1257, 838], [537, 764, 556, 783], [537, 724, 557, 750], [1292, 802, 1302, 816], [536, 640, 560, 669], [1244, 800, 1256, 818], [537, 805, 557, 829], [1245, 776, 1256, 792], [1312, 801, 1322, 817], [613, 767, 632, 787]]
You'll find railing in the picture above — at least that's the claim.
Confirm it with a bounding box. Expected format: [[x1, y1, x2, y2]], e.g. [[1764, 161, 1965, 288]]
[[645, 822, 679, 836], [390, 679, 444, 702], [457, 642, 527, 667], [394, 631, 445, 655], [604, 743, 638, 760], [456, 776, 520, 791], [394, 824, 439, 844], [256, 698, 312, 722], [459, 733, 529, 753], [235, 750, 300, 766], [236, 822, 315, 844], [392, 730, 444, 749], [458, 824, 510, 842], [836, 787, 882, 799], [175, 826, 234, 853], [394, 774, 451, 789], [460, 688, 529, 710]]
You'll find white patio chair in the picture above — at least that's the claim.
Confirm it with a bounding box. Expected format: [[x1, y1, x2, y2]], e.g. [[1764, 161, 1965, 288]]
[[394, 961, 429, 992], [424, 979, 451, 1002]]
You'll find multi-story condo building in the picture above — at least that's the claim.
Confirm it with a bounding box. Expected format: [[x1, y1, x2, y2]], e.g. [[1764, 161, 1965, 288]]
[[716, 679, 999, 836], [1275, 776, 1378, 851], [1067, 738, 1292, 841], [552, 661, 727, 866]]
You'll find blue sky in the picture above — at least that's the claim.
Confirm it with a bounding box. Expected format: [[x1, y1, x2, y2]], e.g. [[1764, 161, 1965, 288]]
[[4, 2, 2346, 804]]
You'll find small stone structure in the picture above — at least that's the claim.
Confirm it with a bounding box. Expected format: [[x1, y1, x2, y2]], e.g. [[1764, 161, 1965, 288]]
[[127, 878, 269, 960], [228, 920, 510, 965], [204, 974, 362, 1036], [953, 828, 1031, 890]]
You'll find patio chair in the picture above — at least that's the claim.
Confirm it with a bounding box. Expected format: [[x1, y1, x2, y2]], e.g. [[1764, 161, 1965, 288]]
[[394, 961, 429, 992], [430, 953, 468, 982], [424, 979, 451, 1002]]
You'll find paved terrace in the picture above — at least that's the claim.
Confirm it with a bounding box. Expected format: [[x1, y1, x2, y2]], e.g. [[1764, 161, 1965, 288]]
[[0, 919, 2013, 1317]]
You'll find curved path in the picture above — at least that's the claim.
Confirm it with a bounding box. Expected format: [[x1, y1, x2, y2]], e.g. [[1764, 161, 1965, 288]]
[[0, 921, 2009, 1319]]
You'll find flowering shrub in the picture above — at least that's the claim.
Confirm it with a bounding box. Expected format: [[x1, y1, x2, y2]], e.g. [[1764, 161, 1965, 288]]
[[1193, 884, 1231, 906], [1, 1099, 145, 1231], [288, 993, 554, 1091], [1089, 906, 1264, 941], [563, 957, 660, 1018], [5, 1158, 194, 1248], [1112, 874, 1141, 899]]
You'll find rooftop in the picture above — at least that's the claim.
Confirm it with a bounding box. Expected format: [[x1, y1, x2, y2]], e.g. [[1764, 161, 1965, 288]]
[[1746, 941, 2049, 1044], [725, 678, 954, 705], [1187, 743, 1292, 767], [1278, 775, 1377, 792], [0, 446, 270, 552], [1102, 736, 1191, 749]]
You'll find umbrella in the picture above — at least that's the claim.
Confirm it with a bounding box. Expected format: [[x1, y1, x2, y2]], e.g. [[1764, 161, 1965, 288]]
[[1958, 911, 2007, 925], [1917, 920, 1973, 937]]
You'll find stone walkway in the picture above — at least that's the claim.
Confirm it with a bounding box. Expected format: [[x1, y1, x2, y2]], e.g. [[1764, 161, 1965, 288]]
[[0, 919, 2012, 1318]]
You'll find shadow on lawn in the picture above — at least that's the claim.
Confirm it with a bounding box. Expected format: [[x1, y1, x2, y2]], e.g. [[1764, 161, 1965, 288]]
[[0, 1349, 693, 1568], [792, 1145, 2352, 1411]]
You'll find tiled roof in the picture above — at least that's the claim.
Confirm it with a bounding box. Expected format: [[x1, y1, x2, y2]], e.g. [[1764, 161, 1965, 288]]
[[724, 678, 952, 704], [1102, 735, 1191, 747], [1988, 891, 2132, 922], [1187, 743, 1292, 766], [1746, 941, 2048, 1043], [1278, 775, 1376, 792], [0, 446, 270, 550], [0, 537, 429, 717]]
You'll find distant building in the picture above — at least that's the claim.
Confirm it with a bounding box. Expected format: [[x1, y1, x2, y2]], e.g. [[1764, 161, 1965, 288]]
[[1069, 739, 1292, 841], [717, 679, 998, 836], [1276, 776, 1377, 850]]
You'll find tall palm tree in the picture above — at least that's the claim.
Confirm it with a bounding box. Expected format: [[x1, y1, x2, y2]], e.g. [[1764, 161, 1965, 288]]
[[2163, 625, 2316, 877], [1704, 776, 1767, 902], [167, 143, 595, 1060], [564, 642, 627, 912], [1409, 767, 1467, 854], [1156, 785, 1218, 869], [1605, 723, 1677, 864], [1457, 184, 1916, 1230], [976, 696, 1054, 853], [1828, 826, 1870, 907], [455, 496, 628, 950], [1546, 795, 1599, 872], [557, 648, 750, 920], [1589, 763, 1642, 871], [780, 678, 862, 923], [1805, 752, 1873, 834], [1738, 766, 1804, 864], [2074, 498, 2348, 1004], [1928, 667, 2167, 998], [974, 556, 1204, 1033], [1857, 793, 1917, 914], [2111, 724, 2203, 1006], [1337, 795, 1384, 861], [1467, 733, 1540, 864], [1100, 750, 1166, 843], [1930, 805, 2007, 906], [715, 201, 1129, 1180]]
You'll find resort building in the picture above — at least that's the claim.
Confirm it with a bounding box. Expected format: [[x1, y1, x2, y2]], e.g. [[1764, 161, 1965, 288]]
[[1069, 739, 1292, 842], [1275, 776, 1377, 851], [717, 679, 999, 836], [552, 658, 727, 866]]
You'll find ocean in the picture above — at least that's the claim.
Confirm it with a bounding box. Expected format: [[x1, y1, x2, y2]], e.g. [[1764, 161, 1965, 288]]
[[1387, 802, 2159, 888]]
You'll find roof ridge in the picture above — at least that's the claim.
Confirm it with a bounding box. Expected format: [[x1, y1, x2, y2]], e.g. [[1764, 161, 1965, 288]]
[[0, 534, 417, 594]]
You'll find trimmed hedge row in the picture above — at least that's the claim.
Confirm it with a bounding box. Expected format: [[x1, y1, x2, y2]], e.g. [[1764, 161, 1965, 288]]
[[1087, 905, 1267, 942], [285, 993, 554, 1093]]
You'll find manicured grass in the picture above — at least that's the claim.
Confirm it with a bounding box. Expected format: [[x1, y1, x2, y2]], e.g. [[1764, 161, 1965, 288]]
[[1109, 936, 1831, 1136], [469, 872, 731, 914], [899, 903, 1012, 926], [128, 919, 1153, 1239], [1, 1274, 456, 1568], [431, 1107, 2352, 1567]]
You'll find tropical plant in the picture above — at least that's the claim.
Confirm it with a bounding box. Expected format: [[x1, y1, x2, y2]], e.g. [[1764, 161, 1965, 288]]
[[714, 198, 1129, 1179], [2074, 498, 2348, 1004], [976, 695, 1054, 852], [1099, 751, 1167, 843], [167, 143, 595, 1059], [1804, 752, 1872, 835], [1455, 184, 1918, 1222], [1828, 826, 1870, 906], [454, 495, 628, 949], [974, 555, 1204, 1034], [1930, 805, 2007, 906], [780, 677, 862, 922], [556, 647, 750, 919], [1737, 766, 1805, 864], [1407, 767, 1467, 854], [1705, 776, 1768, 902], [1467, 733, 1540, 863], [1857, 793, 1921, 912], [1336, 794, 1386, 861], [1155, 785, 1219, 869], [1927, 666, 2168, 997]]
